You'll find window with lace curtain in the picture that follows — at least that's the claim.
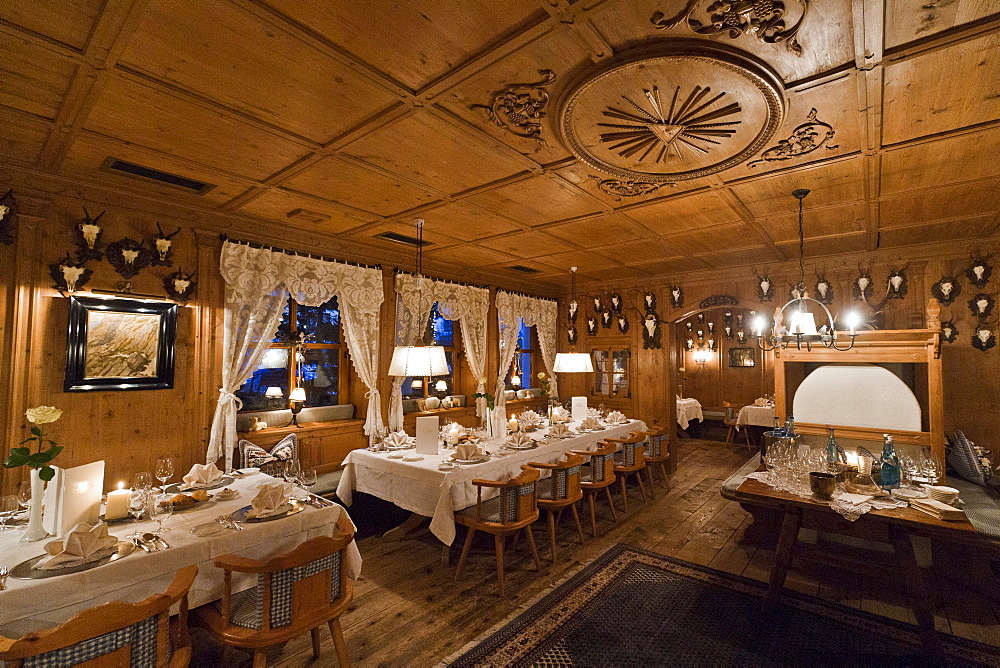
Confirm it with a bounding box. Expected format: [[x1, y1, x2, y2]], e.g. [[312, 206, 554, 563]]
[[592, 347, 630, 398], [505, 320, 535, 390], [236, 296, 346, 412], [402, 303, 462, 399]]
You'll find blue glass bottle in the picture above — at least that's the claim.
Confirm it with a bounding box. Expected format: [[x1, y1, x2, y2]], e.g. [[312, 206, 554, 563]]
[[880, 433, 901, 490], [772, 417, 782, 437], [783, 415, 796, 439], [826, 428, 841, 469]]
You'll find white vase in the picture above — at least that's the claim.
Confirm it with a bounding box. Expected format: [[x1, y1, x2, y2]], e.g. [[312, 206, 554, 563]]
[[24, 469, 49, 542]]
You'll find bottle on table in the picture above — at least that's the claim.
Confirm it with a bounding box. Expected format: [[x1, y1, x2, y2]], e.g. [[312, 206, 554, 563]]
[[783, 415, 796, 439], [772, 417, 781, 435], [880, 433, 901, 490], [826, 428, 843, 470]]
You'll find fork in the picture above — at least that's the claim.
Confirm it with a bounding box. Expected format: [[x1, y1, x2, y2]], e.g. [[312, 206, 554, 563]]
[[0, 565, 9, 590]]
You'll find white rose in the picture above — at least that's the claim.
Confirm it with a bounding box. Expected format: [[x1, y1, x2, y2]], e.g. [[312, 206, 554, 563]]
[[25, 405, 62, 424]]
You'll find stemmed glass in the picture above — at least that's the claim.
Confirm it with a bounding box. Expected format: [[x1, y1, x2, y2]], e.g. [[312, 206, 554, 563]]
[[128, 490, 148, 539], [17, 481, 31, 518], [299, 467, 317, 497], [134, 472, 153, 494], [155, 458, 174, 491], [283, 459, 301, 485], [0, 496, 18, 531], [150, 495, 172, 535]]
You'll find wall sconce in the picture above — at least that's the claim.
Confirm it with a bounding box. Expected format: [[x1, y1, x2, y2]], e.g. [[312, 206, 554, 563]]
[[286, 387, 306, 427], [693, 349, 712, 366]]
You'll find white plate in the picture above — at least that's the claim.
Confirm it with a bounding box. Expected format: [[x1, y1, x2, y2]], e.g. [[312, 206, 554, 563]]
[[387, 453, 405, 459], [891, 488, 927, 500], [402, 455, 424, 462]]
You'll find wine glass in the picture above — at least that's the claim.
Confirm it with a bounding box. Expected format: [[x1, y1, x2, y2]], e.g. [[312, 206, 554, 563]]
[[134, 471, 153, 494], [155, 458, 174, 491], [17, 480, 31, 514], [283, 459, 301, 485], [299, 467, 317, 497], [150, 494, 172, 535], [0, 496, 17, 531], [128, 490, 148, 539]]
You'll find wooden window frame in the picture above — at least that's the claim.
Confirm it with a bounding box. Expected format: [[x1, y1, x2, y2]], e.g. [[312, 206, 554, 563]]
[[591, 346, 631, 399]]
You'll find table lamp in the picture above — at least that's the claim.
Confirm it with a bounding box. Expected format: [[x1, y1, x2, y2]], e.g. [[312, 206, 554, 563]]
[[286, 387, 306, 427]]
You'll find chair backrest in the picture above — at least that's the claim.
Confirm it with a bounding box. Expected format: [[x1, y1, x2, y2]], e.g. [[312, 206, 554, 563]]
[[471, 465, 539, 524], [723, 402, 738, 422], [617, 435, 645, 468], [0, 565, 197, 667], [235, 433, 298, 473], [216, 533, 354, 633], [528, 454, 584, 501], [641, 426, 667, 458], [571, 441, 617, 484]]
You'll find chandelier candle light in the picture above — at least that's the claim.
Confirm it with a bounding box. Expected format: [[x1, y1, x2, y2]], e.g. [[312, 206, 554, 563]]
[[754, 189, 860, 352], [553, 267, 594, 373]]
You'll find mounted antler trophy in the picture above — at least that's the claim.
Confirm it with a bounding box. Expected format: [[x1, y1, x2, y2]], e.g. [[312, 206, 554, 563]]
[[788, 283, 804, 300], [617, 313, 629, 334], [940, 319, 958, 344], [592, 295, 603, 313], [75, 208, 105, 262], [972, 321, 996, 351], [164, 269, 197, 302], [852, 267, 873, 302], [150, 223, 181, 267], [969, 293, 994, 318], [643, 292, 656, 312], [105, 237, 153, 279], [609, 293, 622, 313], [931, 275, 961, 306], [669, 285, 683, 308], [967, 254, 993, 287], [643, 314, 662, 349], [756, 272, 773, 302], [886, 267, 908, 299], [587, 316, 598, 336], [567, 325, 578, 345], [814, 273, 833, 304], [49, 253, 92, 293], [601, 310, 612, 328]]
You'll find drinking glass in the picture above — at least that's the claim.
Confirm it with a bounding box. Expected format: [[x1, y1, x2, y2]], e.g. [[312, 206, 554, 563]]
[[134, 471, 153, 494], [16, 481, 31, 512], [128, 490, 148, 539], [283, 459, 301, 486], [0, 496, 17, 531], [155, 458, 174, 490], [299, 467, 317, 494], [150, 495, 172, 535]]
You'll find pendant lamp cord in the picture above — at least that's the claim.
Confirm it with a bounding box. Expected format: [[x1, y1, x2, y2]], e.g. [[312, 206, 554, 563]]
[[798, 196, 805, 290]]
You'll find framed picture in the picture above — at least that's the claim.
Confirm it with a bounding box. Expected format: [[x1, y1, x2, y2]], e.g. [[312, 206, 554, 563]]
[[65, 296, 178, 391], [728, 348, 755, 368]]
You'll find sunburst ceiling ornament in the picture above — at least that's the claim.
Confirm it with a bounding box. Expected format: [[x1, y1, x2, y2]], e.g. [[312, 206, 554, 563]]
[[559, 43, 785, 182], [598, 85, 741, 162]]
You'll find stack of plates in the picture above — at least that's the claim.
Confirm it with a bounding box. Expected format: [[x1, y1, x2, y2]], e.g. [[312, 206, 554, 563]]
[[910, 497, 965, 521], [923, 485, 960, 505]]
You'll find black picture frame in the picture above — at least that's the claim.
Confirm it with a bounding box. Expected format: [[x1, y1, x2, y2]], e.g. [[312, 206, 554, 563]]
[[65, 296, 178, 392], [728, 348, 755, 368]]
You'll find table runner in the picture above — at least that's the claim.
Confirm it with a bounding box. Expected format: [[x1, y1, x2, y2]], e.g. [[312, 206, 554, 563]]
[[676, 399, 703, 430], [337, 420, 647, 545], [0, 472, 360, 635]]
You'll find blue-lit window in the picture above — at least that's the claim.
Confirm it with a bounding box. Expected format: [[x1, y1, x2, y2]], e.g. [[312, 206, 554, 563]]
[[506, 320, 535, 391], [405, 303, 460, 400], [238, 296, 345, 413]]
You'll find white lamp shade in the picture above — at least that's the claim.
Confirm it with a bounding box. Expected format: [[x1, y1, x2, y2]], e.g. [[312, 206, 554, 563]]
[[789, 310, 818, 336], [288, 387, 307, 402], [434, 380, 448, 392], [510, 374, 522, 387], [410, 378, 423, 390], [553, 352, 594, 373], [264, 386, 283, 398], [388, 345, 449, 377]]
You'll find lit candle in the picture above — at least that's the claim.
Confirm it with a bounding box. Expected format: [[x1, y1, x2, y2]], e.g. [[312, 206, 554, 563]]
[[105, 482, 131, 521], [448, 426, 461, 445], [845, 451, 858, 468], [508, 417, 519, 433]]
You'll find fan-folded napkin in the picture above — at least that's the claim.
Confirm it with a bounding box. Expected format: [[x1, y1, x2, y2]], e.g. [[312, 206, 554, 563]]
[[519, 410, 541, 424], [549, 423, 571, 438], [382, 430, 413, 449], [580, 416, 602, 430], [753, 397, 770, 407], [586, 408, 603, 418], [247, 482, 292, 519], [183, 462, 223, 488], [606, 410, 626, 423], [456, 443, 482, 460], [551, 406, 570, 422], [33, 522, 118, 570], [506, 432, 534, 448], [443, 421, 464, 433]]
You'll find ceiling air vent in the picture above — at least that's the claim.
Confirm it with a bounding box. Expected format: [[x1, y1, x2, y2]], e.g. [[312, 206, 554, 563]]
[[101, 158, 215, 194], [508, 265, 541, 274], [374, 231, 432, 247]]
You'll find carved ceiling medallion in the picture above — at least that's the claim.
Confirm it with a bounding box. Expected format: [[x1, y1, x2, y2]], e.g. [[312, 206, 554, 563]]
[[650, 0, 811, 56], [471, 69, 556, 144], [559, 44, 785, 183], [748, 108, 837, 167], [589, 175, 668, 200]]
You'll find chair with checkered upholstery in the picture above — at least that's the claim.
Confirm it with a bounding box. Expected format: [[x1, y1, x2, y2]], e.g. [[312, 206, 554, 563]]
[[193, 533, 354, 667], [642, 425, 671, 492], [528, 454, 586, 562], [569, 441, 619, 537], [0, 565, 197, 667], [605, 431, 648, 513], [454, 465, 542, 597]]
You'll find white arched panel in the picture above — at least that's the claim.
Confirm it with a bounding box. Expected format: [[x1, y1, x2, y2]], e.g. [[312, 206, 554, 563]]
[[792, 364, 921, 432]]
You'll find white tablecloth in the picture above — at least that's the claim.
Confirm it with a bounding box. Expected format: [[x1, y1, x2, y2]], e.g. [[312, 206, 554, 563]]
[[337, 419, 646, 546], [736, 405, 775, 431], [0, 471, 361, 636], [676, 398, 703, 430]]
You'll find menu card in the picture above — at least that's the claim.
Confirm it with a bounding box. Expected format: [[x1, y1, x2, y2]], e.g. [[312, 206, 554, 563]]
[[415, 416, 440, 455], [571, 396, 588, 421]]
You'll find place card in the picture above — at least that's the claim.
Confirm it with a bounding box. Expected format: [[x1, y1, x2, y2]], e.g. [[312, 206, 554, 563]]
[[571, 396, 588, 421], [415, 416, 439, 455]]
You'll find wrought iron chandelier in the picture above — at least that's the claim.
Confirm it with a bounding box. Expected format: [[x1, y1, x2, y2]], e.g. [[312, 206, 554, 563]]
[[754, 189, 859, 352]]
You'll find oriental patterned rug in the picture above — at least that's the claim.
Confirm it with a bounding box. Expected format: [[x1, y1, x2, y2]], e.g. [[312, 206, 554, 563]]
[[448, 544, 1000, 667]]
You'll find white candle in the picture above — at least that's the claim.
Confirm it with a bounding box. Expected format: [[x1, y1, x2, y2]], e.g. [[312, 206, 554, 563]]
[[105, 482, 131, 521], [845, 451, 858, 468], [508, 418, 519, 433]]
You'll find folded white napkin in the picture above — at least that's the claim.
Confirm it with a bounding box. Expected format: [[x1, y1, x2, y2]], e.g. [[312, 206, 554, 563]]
[[247, 482, 292, 519], [455, 443, 482, 460], [549, 423, 571, 438], [34, 522, 118, 570], [606, 410, 626, 423], [580, 416, 602, 430], [753, 397, 769, 407], [519, 410, 541, 424], [182, 462, 223, 488], [443, 421, 463, 433], [835, 492, 873, 506], [910, 497, 965, 520], [551, 406, 570, 421], [382, 430, 413, 449], [506, 432, 534, 448], [586, 407, 603, 418]]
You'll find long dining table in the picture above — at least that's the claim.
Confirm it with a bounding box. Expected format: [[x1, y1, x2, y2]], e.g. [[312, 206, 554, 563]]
[[337, 418, 647, 546], [0, 470, 361, 637]]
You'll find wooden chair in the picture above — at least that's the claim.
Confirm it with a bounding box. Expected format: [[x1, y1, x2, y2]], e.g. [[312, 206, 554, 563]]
[[0, 565, 197, 667], [569, 441, 619, 537], [454, 465, 542, 597], [528, 454, 586, 562], [724, 402, 753, 450], [642, 425, 671, 491], [605, 432, 648, 513], [193, 533, 355, 667]]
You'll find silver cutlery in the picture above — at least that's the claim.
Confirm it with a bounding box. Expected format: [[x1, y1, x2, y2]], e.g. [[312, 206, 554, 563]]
[[143, 532, 169, 549], [0, 565, 8, 590], [131, 537, 152, 553], [217, 515, 243, 530]]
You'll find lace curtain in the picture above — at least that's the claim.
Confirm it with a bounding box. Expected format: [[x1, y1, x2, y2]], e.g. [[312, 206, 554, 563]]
[[388, 274, 489, 431], [493, 291, 559, 435], [208, 242, 386, 468]]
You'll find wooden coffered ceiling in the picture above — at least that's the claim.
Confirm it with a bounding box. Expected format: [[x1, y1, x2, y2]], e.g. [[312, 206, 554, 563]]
[[2, 0, 999, 291]]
